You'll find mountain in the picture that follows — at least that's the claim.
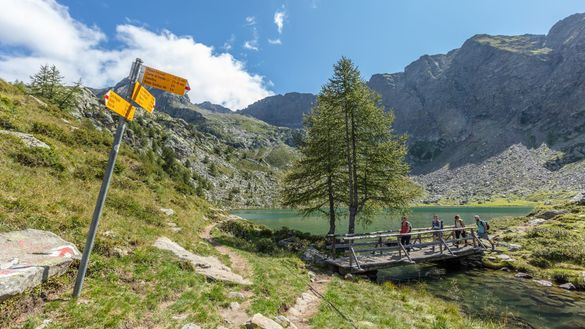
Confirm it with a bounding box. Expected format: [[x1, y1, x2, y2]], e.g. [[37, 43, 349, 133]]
[[197, 101, 233, 114], [239, 92, 316, 128], [367, 13, 585, 202]]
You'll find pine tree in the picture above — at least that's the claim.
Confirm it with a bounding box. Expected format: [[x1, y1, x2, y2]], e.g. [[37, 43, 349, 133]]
[[30, 65, 80, 110], [283, 57, 421, 235], [281, 96, 345, 234]]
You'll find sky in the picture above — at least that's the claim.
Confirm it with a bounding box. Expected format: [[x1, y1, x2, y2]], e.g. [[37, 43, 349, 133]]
[[1, 1, 584, 110]]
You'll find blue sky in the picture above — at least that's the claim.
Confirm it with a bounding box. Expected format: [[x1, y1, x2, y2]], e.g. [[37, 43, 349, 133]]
[[1, 1, 585, 108]]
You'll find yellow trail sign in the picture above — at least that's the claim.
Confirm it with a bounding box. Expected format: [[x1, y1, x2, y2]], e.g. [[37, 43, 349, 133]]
[[103, 90, 136, 121], [131, 82, 156, 113], [140, 66, 190, 96]]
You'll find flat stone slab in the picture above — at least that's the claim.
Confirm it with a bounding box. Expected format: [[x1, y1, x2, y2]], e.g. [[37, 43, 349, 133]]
[[0, 130, 50, 149], [153, 237, 251, 285], [0, 229, 80, 301]]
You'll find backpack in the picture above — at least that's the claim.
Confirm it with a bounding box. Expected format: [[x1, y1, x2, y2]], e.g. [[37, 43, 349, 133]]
[[481, 220, 490, 231]]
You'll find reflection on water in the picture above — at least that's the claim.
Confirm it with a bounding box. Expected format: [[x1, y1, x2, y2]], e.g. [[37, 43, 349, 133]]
[[378, 265, 585, 329], [232, 207, 532, 234]]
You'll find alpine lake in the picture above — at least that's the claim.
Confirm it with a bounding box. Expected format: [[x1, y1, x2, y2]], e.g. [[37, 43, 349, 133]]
[[232, 207, 585, 329]]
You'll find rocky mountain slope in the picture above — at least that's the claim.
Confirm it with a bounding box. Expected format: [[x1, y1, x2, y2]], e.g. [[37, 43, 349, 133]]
[[239, 92, 316, 128], [88, 81, 298, 208]]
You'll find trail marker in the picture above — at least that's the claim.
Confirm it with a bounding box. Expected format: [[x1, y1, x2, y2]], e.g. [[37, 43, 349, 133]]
[[73, 58, 188, 298], [140, 66, 190, 96], [104, 90, 136, 120], [131, 81, 156, 113]]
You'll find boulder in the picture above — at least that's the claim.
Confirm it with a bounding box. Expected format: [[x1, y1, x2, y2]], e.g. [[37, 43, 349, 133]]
[[229, 301, 241, 311], [246, 313, 283, 329], [153, 237, 251, 285], [0, 230, 80, 301], [559, 283, 576, 290], [274, 315, 298, 329], [300, 246, 326, 264], [533, 279, 553, 287], [515, 272, 532, 279], [499, 267, 511, 272], [571, 192, 585, 205], [0, 130, 50, 149], [538, 209, 567, 220], [496, 254, 514, 262], [160, 208, 175, 216], [528, 218, 546, 226]]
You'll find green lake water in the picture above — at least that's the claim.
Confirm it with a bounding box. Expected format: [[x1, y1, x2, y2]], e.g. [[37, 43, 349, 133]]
[[232, 207, 585, 329], [231, 206, 532, 234]]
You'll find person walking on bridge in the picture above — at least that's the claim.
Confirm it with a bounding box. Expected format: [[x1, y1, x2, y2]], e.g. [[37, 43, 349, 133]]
[[454, 215, 467, 247], [400, 216, 412, 251], [431, 214, 443, 252], [475, 215, 495, 251]]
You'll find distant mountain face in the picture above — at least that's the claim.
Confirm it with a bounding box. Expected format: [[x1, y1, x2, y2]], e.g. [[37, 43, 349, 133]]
[[197, 101, 233, 114], [368, 13, 585, 176], [239, 92, 316, 128]]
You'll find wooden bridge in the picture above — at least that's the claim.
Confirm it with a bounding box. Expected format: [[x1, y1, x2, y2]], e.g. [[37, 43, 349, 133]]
[[324, 226, 489, 274]]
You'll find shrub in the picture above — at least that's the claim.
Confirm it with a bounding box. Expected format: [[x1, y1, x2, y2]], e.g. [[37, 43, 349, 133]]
[[12, 147, 64, 171], [31, 122, 72, 144]]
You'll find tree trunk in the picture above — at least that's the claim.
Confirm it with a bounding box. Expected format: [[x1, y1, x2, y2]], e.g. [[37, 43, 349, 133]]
[[327, 175, 336, 235], [343, 102, 355, 234]]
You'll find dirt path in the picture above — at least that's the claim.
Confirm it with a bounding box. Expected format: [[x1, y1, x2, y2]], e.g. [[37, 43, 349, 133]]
[[200, 224, 251, 277], [285, 274, 332, 329]]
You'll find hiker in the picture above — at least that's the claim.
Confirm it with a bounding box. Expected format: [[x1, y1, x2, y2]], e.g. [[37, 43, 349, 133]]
[[475, 215, 495, 250], [431, 214, 443, 251], [454, 215, 467, 247], [400, 216, 412, 251]]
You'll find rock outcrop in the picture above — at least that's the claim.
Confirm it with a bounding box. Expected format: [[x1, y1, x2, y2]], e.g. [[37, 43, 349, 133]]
[[0, 230, 80, 301], [239, 93, 316, 128]]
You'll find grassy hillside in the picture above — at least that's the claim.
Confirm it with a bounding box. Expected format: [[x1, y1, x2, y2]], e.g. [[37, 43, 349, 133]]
[[0, 79, 505, 328]]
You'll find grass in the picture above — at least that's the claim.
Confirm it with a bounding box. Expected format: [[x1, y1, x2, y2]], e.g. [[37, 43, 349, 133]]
[[486, 203, 585, 288], [310, 279, 503, 329]]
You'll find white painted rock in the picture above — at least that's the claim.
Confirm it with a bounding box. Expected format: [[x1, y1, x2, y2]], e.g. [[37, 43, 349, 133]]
[[160, 208, 175, 216], [247, 314, 283, 329], [153, 237, 251, 285], [0, 230, 80, 301], [0, 130, 50, 149], [534, 279, 553, 287]]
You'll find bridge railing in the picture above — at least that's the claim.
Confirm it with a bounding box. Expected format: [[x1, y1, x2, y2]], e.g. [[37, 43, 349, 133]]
[[327, 227, 487, 270]]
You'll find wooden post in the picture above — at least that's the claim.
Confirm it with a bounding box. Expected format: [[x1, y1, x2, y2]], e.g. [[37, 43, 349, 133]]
[[398, 236, 402, 258]]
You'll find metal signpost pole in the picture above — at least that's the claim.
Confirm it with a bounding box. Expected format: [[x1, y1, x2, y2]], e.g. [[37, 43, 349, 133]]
[[73, 58, 143, 298]]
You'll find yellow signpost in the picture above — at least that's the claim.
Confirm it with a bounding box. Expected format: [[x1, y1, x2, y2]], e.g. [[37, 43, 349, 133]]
[[131, 81, 156, 113], [140, 66, 190, 96], [103, 90, 136, 121]]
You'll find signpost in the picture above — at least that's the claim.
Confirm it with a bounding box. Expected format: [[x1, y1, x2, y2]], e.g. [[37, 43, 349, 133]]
[[73, 58, 189, 298], [131, 81, 156, 113], [140, 65, 190, 96]]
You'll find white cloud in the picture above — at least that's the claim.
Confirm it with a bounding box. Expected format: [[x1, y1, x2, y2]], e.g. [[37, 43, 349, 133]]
[[243, 40, 259, 51], [268, 38, 282, 45], [0, 0, 273, 109], [274, 9, 286, 34], [245, 16, 256, 26], [242, 15, 259, 52]]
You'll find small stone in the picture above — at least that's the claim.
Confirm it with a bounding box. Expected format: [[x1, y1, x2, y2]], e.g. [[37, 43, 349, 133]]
[[181, 323, 201, 329], [528, 218, 546, 226], [160, 208, 175, 216], [112, 247, 129, 257], [487, 256, 496, 261], [344, 273, 354, 280], [228, 292, 246, 300], [559, 283, 576, 290], [35, 319, 52, 329], [172, 314, 188, 321], [496, 254, 514, 262], [500, 267, 511, 272], [247, 313, 283, 329], [508, 244, 522, 251], [229, 301, 240, 311], [533, 279, 553, 287], [515, 272, 532, 279], [274, 315, 297, 328]]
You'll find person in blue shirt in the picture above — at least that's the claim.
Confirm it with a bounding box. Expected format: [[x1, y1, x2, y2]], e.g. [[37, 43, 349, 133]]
[[431, 214, 443, 252], [475, 215, 495, 250]]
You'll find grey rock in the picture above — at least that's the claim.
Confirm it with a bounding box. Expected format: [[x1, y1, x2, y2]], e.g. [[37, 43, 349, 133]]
[[153, 237, 251, 285], [246, 313, 284, 329], [229, 301, 241, 311], [240, 93, 317, 128], [0, 130, 50, 149], [559, 283, 576, 290], [34, 319, 52, 329], [357, 321, 376, 328], [538, 209, 567, 220], [301, 247, 326, 264], [508, 244, 522, 251], [273, 315, 297, 329], [228, 291, 246, 300], [160, 208, 175, 216], [496, 254, 514, 262], [515, 272, 532, 279], [0, 230, 80, 302], [534, 279, 553, 287], [500, 267, 511, 272], [571, 192, 585, 205], [528, 218, 546, 226]]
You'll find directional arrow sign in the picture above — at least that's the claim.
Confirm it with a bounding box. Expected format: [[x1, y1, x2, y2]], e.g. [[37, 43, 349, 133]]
[[103, 90, 136, 121], [131, 82, 156, 113], [140, 66, 190, 96]]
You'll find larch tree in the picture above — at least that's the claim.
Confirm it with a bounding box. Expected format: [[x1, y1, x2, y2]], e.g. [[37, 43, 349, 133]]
[[283, 57, 421, 235]]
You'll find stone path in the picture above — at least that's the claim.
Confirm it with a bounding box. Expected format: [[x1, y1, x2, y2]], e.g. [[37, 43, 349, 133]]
[[285, 274, 331, 329]]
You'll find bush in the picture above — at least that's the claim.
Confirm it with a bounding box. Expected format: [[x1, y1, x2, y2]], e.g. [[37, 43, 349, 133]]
[[31, 122, 72, 144], [12, 147, 64, 171]]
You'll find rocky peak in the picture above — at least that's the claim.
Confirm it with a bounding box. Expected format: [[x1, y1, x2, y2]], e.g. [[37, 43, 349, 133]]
[[545, 13, 585, 50]]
